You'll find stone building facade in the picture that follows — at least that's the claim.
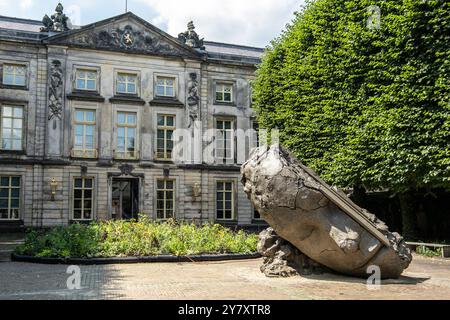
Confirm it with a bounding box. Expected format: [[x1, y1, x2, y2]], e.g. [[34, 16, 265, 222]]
[[0, 5, 265, 229]]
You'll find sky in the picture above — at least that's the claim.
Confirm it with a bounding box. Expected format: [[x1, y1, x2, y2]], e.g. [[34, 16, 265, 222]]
[[0, 0, 305, 47]]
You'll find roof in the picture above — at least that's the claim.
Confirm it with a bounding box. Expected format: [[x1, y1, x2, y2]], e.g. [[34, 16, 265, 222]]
[[0, 14, 263, 65]]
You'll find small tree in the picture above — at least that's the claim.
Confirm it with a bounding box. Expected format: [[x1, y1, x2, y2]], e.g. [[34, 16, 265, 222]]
[[253, 0, 450, 240]]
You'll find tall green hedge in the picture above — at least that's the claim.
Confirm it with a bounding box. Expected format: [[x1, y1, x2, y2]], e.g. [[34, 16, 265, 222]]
[[253, 0, 450, 239]]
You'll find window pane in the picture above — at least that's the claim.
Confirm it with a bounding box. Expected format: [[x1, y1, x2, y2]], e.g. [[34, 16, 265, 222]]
[[0, 209, 8, 219], [84, 179, 93, 189], [166, 116, 174, 127], [0, 199, 8, 208], [117, 113, 126, 124], [0, 188, 8, 197], [76, 79, 85, 89], [117, 83, 126, 93], [166, 87, 174, 97], [12, 140, 21, 150], [127, 114, 136, 125], [0, 177, 9, 186], [14, 108, 23, 118], [156, 86, 165, 96], [74, 179, 83, 188], [3, 118, 12, 128], [3, 107, 12, 117], [127, 84, 136, 93], [11, 177, 20, 186], [87, 80, 96, 90], [86, 112, 95, 122]]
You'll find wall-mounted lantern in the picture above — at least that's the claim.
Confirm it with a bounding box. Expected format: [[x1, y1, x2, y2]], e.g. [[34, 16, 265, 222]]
[[193, 182, 201, 200], [50, 178, 58, 201]]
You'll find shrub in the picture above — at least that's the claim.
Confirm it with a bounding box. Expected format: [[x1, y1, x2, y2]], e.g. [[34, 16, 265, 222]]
[[15, 217, 259, 258]]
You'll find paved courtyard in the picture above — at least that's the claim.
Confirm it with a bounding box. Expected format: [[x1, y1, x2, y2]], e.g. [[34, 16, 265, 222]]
[[0, 254, 449, 300]]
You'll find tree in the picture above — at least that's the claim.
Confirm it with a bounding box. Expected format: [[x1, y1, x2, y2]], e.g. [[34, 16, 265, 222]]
[[252, 0, 450, 240]]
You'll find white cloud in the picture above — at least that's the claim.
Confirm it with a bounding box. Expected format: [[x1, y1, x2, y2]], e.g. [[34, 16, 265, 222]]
[[20, 0, 33, 9], [136, 0, 301, 47]]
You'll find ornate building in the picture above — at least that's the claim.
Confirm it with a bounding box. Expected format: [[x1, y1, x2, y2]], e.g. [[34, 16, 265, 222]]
[[0, 4, 265, 229]]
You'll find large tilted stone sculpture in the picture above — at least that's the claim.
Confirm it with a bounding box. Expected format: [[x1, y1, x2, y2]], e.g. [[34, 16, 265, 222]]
[[241, 145, 412, 279]]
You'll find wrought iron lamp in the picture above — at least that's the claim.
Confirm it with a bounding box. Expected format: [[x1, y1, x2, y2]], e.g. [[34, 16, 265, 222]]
[[50, 178, 58, 201]]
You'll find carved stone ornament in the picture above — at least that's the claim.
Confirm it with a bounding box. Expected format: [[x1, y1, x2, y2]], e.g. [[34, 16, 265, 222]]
[[41, 3, 70, 33], [178, 21, 205, 50], [119, 163, 135, 176], [71, 24, 179, 55], [48, 60, 64, 121], [187, 73, 200, 127]]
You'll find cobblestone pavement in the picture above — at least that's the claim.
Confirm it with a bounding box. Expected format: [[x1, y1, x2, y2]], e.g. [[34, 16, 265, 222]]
[[0, 254, 449, 300]]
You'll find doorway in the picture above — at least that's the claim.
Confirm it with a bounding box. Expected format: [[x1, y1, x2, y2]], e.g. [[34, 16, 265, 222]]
[[111, 178, 139, 220]]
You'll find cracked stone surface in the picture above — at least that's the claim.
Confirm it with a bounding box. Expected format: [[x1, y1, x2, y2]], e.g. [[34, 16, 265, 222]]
[[258, 228, 325, 278], [241, 145, 412, 279]]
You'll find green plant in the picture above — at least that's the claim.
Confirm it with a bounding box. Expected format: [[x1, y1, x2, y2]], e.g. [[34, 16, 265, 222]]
[[15, 218, 259, 258], [252, 0, 450, 240], [416, 246, 443, 258]]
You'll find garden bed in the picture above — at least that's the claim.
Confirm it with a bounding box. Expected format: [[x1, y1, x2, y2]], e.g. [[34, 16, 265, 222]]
[[13, 217, 259, 264]]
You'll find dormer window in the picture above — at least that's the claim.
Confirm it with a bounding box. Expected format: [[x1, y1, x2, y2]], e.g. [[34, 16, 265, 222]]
[[75, 69, 97, 91], [215, 83, 233, 103], [156, 77, 175, 98], [2, 64, 27, 87], [116, 72, 138, 95]]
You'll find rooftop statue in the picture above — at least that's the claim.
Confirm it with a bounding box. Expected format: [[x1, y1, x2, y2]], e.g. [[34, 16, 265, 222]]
[[241, 145, 412, 279], [40, 3, 70, 33], [178, 21, 205, 50]]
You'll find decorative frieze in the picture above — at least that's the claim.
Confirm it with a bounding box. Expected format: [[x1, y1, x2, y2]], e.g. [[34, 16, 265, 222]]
[[48, 60, 64, 121]]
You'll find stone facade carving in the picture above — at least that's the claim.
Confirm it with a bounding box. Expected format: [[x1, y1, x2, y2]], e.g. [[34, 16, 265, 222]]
[[119, 164, 135, 176], [48, 60, 64, 121], [70, 25, 180, 55], [242, 145, 412, 279], [178, 21, 205, 50], [187, 72, 200, 127], [40, 3, 70, 33], [258, 228, 325, 277]]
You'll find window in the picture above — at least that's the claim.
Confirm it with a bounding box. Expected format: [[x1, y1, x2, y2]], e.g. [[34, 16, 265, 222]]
[[0, 105, 23, 151], [216, 181, 234, 220], [253, 121, 261, 148], [116, 112, 137, 159], [0, 176, 21, 220], [215, 83, 233, 103], [73, 109, 96, 158], [156, 115, 175, 160], [75, 69, 97, 91], [216, 120, 234, 161], [156, 179, 175, 220], [73, 177, 94, 221], [2, 64, 26, 87], [116, 73, 138, 95], [156, 77, 175, 97], [254, 209, 262, 220]]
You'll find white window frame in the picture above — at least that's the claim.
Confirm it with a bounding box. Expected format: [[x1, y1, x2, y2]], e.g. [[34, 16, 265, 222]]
[[215, 118, 235, 161], [0, 176, 21, 221], [2, 63, 27, 87], [114, 109, 139, 160], [116, 71, 139, 95], [155, 178, 176, 220], [0, 104, 24, 151], [155, 76, 176, 98], [215, 180, 235, 221], [75, 68, 98, 92], [72, 108, 97, 158], [215, 82, 234, 103], [156, 114, 176, 161], [72, 177, 95, 221]]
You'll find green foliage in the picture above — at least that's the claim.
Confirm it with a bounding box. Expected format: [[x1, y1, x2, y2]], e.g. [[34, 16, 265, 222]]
[[416, 245, 443, 258], [253, 0, 450, 193], [15, 217, 258, 258]]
